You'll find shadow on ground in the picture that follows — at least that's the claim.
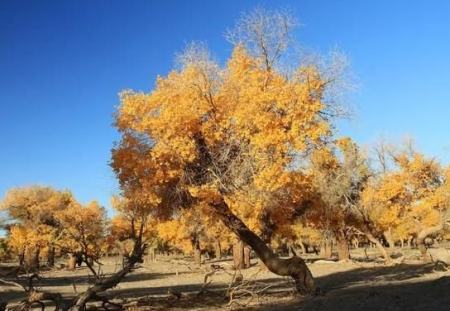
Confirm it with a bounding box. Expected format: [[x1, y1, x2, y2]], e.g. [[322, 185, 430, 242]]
[[2, 263, 449, 310], [105, 263, 450, 310]]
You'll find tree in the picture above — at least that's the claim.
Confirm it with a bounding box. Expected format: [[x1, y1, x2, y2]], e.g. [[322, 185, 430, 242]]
[[0, 237, 8, 261], [55, 200, 108, 273], [304, 138, 394, 263], [63, 194, 150, 311], [362, 143, 450, 261], [0, 186, 73, 269], [7, 225, 28, 265], [111, 8, 348, 293]]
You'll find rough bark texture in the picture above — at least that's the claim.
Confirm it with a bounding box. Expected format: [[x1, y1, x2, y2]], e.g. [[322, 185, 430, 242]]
[[335, 230, 350, 260], [211, 199, 315, 294], [259, 211, 276, 245]]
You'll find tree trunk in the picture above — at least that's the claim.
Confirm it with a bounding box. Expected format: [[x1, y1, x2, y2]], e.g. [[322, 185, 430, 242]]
[[233, 240, 245, 269], [18, 251, 25, 267], [320, 239, 332, 259], [407, 236, 413, 248], [68, 237, 146, 311], [298, 238, 306, 254], [47, 246, 55, 267], [68, 253, 77, 270], [417, 223, 444, 262], [210, 199, 315, 294], [25, 247, 40, 271], [191, 236, 202, 266], [383, 228, 395, 248], [364, 231, 392, 264], [335, 230, 350, 260], [244, 245, 251, 268], [150, 247, 156, 262], [214, 239, 222, 259]]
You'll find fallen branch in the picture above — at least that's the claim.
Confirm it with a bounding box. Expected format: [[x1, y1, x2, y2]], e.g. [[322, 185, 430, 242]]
[[226, 269, 275, 307], [2, 236, 147, 311]]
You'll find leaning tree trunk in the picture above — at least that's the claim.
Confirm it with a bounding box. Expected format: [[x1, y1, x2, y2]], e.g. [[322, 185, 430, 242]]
[[69, 237, 146, 311], [417, 223, 444, 262], [364, 231, 392, 264], [211, 199, 315, 294]]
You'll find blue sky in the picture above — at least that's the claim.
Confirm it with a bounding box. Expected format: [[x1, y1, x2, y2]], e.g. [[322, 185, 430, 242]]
[[1, 0, 450, 214]]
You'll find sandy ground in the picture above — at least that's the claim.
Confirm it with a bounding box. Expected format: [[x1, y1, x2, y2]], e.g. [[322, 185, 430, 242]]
[[1, 248, 450, 310]]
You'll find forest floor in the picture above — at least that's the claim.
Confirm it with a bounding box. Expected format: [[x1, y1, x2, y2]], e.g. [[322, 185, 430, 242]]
[[1, 247, 450, 310]]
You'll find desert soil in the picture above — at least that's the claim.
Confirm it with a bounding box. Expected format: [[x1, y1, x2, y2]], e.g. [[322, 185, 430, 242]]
[[1, 248, 450, 310]]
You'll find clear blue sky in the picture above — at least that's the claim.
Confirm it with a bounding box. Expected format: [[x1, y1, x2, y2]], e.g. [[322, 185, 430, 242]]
[[1, 0, 450, 214]]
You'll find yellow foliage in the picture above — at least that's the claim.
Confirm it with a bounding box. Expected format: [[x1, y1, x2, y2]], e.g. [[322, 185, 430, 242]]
[[111, 43, 337, 248], [362, 147, 450, 240]]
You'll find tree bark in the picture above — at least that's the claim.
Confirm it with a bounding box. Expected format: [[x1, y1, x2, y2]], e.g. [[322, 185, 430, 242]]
[[68, 253, 77, 270], [47, 246, 55, 267], [214, 239, 222, 259], [417, 223, 444, 262], [364, 231, 392, 264], [320, 239, 332, 259], [210, 199, 315, 294], [25, 247, 40, 271], [244, 245, 251, 268], [69, 238, 146, 311], [191, 236, 202, 266], [383, 228, 395, 248], [335, 230, 350, 260], [233, 240, 245, 269], [298, 238, 306, 254]]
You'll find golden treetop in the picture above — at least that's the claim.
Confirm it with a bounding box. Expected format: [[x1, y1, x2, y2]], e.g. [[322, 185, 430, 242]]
[[112, 44, 335, 224]]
